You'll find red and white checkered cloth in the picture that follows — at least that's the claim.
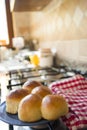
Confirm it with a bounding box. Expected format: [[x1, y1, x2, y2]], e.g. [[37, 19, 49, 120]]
[[49, 75, 87, 130]]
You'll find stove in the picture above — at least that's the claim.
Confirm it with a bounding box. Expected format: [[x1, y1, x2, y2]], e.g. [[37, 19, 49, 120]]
[[2, 65, 87, 130], [10, 119, 69, 130], [28, 119, 69, 130], [6, 65, 87, 90]]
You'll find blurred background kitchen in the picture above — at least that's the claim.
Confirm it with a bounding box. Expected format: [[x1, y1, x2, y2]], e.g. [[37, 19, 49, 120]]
[[11, 0, 87, 66], [0, 0, 87, 66], [0, 0, 87, 129], [0, 0, 87, 105]]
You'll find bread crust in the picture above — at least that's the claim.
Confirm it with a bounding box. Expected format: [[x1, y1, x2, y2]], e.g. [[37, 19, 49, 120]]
[[23, 80, 42, 93], [31, 86, 52, 99], [41, 95, 69, 120], [6, 88, 29, 114], [18, 94, 42, 122]]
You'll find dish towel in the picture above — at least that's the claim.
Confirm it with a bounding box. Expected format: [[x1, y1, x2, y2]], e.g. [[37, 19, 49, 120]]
[[49, 75, 87, 130]]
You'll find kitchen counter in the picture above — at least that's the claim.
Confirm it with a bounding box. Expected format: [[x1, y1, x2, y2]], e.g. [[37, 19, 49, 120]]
[[0, 59, 31, 72], [0, 49, 39, 72]]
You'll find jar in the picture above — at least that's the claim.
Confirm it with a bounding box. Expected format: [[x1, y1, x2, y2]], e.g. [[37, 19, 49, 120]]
[[39, 48, 53, 67]]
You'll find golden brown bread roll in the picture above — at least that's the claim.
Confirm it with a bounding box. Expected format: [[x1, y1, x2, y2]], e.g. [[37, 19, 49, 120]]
[[41, 95, 69, 120], [22, 80, 42, 93], [18, 94, 42, 122], [6, 88, 29, 114], [31, 86, 52, 99]]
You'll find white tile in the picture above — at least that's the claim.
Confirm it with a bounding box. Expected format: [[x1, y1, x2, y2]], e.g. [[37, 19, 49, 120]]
[[57, 17, 63, 30], [64, 13, 72, 29], [85, 11, 87, 17], [73, 6, 83, 27]]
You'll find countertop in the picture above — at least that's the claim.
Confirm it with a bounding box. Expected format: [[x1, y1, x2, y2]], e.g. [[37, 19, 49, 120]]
[[0, 49, 39, 73]]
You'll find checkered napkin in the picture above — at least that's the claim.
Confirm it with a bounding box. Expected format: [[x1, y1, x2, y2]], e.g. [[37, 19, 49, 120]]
[[49, 75, 87, 130]]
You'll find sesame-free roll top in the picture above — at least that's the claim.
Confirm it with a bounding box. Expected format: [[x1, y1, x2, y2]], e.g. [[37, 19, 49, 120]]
[[6, 88, 29, 114]]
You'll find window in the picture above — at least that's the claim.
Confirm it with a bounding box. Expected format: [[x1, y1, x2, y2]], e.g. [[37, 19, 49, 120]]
[[0, 0, 14, 47], [0, 0, 8, 44]]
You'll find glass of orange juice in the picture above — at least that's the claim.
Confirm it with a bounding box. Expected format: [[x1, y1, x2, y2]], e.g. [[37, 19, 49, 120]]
[[30, 54, 39, 67]]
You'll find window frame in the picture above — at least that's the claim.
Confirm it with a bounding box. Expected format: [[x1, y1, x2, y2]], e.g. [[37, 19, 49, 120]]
[[5, 0, 14, 48]]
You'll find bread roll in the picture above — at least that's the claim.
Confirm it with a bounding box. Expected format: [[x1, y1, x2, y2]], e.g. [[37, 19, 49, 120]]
[[41, 95, 68, 120], [31, 86, 52, 99], [6, 88, 29, 114], [18, 94, 42, 122], [22, 80, 42, 93]]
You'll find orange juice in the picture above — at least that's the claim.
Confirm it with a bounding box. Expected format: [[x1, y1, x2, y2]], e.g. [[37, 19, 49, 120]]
[[30, 54, 39, 67]]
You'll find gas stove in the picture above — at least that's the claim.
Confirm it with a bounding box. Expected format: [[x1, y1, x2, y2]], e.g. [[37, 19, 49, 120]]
[[28, 119, 68, 130], [6, 65, 87, 90], [1, 65, 87, 130], [11, 119, 69, 130]]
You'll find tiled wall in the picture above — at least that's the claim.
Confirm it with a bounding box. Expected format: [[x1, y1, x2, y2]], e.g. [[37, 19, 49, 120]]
[[12, 0, 87, 65], [39, 39, 87, 65], [12, 0, 87, 40]]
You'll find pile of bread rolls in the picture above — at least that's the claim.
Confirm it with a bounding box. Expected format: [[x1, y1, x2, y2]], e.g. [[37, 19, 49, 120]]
[[6, 80, 69, 122]]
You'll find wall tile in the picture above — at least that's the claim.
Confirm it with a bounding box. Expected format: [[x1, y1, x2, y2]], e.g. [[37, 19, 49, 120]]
[[12, 0, 87, 64]]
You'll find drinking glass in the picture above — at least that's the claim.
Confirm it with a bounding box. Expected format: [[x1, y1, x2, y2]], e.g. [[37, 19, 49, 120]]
[[30, 54, 40, 67]]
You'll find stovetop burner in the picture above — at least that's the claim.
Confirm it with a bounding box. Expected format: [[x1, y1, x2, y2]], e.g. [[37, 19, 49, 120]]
[[7, 67, 64, 90], [6, 65, 87, 90]]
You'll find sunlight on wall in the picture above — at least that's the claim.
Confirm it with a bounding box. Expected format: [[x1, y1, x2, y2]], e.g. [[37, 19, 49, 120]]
[[0, 0, 9, 44], [12, 0, 87, 42]]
